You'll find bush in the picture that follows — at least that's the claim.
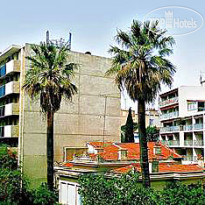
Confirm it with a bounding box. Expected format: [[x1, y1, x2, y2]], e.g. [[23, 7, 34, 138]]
[[78, 172, 157, 205], [31, 183, 59, 205], [78, 174, 205, 205], [0, 144, 58, 205], [158, 181, 205, 205]]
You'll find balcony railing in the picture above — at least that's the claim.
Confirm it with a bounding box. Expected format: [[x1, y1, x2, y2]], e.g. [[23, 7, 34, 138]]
[[0, 81, 20, 98], [184, 140, 193, 146], [0, 103, 19, 117], [162, 140, 180, 146], [160, 111, 179, 120], [193, 123, 203, 130], [183, 125, 193, 131], [0, 125, 19, 137], [159, 97, 178, 107], [183, 155, 198, 162], [160, 125, 181, 133], [194, 140, 203, 146], [0, 60, 20, 78]]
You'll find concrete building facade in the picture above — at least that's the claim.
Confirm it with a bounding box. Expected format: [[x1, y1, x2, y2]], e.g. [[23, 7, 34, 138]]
[[0, 44, 121, 186], [159, 86, 205, 164]]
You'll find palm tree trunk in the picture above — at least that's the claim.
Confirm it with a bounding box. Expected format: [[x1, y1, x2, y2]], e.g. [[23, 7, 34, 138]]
[[47, 111, 54, 190], [138, 99, 150, 188]]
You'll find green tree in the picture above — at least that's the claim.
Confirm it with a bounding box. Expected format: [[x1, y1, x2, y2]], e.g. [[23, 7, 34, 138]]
[[146, 126, 159, 142], [124, 107, 134, 142], [106, 20, 176, 187], [23, 42, 78, 190]]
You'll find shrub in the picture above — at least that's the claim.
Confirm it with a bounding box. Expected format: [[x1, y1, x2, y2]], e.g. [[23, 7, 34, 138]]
[[0, 144, 58, 205], [78, 174, 205, 205], [78, 172, 157, 205]]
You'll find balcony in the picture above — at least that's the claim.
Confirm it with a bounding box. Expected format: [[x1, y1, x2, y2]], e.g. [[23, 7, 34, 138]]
[[183, 155, 197, 162], [159, 97, 178, 108], [0, 81, 20, 98], [194, 140, 203, 146], [183, 125, 193, 131], [0, 60, 20, 78], [0, 125, 19, 137], [184, 140, 193, 146], [193, 123, 203, 130], [0, 103, 19, 117], [160, 125, 181, 133], [160, 111, 179, 120], [162, 140, 180, 146]]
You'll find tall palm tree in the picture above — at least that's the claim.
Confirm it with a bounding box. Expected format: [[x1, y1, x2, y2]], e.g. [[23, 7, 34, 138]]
[[106, 20, 176, 187], [23, 42, 78, 190]]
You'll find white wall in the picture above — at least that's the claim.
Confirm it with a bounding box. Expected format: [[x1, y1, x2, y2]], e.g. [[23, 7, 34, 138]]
[[178, 86, 205, 117], [6, 60, 14, 74]]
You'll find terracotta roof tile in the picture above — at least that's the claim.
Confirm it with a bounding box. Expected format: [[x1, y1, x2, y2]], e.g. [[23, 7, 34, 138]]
[[112, 163, 204, 174], [92, 142, 182, 161]]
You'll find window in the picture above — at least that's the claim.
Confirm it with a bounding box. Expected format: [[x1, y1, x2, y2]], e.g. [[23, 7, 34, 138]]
[[187, 101, 197, 111], [149, 119, 154, 126]]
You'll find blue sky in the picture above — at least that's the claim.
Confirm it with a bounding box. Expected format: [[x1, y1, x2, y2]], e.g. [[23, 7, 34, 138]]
[[0, 0, 204, 109]]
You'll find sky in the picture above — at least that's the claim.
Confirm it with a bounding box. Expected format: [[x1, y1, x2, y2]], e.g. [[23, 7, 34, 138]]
[[0, 0, 205, 110]]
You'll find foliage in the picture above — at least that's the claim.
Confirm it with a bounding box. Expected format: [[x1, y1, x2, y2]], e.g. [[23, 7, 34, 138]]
[[0, 169, 24, 205], [30, 183, 59, 205], [106, 20, 176, 103], [0, 144, 17, 170], [23, 42, 78, 113], [78, 172, 156, 205], [23, 42, 78, 190], [124, 108, 134, 142], [158, 181, 205, 205], [146, 126, 159, 142], [106, 20, 176, 187], [78, 173, 205, 205], [0, 144, 59, 205]]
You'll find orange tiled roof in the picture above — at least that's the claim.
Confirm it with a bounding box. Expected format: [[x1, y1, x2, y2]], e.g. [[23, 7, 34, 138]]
[[94, 142, 182, 161], [64, 163, 73, 168], [159, 163, 204, 173], [112, 163, 204, 174]]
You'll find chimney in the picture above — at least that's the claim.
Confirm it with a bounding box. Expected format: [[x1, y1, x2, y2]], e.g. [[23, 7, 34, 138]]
[[118, 148, 128, 160]]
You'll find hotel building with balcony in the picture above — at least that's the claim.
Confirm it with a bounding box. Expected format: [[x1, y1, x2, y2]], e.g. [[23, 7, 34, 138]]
[[159, 86, 205, 164], [0, 44, 121, 187]]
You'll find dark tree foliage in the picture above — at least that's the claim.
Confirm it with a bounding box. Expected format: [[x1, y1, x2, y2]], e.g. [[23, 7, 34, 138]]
[[124, 108, 134, 142], [106, 20, 176, 187], [23, 42, 78, 190], [146, 126, 159, 142]]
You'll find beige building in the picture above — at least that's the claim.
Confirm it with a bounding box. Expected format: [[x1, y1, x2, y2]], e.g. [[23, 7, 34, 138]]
[[0, 44, 121, 187]]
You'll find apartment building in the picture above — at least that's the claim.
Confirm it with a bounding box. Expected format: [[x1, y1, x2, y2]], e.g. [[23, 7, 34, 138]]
[[159, 86, 205, 164], [0, 44, 121, 187]]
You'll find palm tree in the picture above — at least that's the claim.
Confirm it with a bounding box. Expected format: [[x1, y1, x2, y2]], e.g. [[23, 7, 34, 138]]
[[23, 42, 78, 190], [106, 20, 176, 187]]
